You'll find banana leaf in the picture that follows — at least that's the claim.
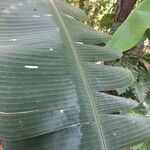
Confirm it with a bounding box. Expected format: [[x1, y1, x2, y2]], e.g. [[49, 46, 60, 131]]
[[0, 0, 149, 150]]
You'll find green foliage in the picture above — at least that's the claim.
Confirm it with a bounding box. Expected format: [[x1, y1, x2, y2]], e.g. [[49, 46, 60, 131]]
[[100, 13, 115, 29], [145, 28, 150, 40], [132, 141, 150, 150], [67, 0, 143, 31], [105, 0, 150, 130], [67, 0, 117, 30], [0, 1, 150, 150], [112, 47, 150, 104], [107, 0, 150, 51]]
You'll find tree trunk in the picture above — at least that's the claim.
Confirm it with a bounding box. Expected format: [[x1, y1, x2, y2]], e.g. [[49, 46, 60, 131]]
[[116, 0, 137, 22]]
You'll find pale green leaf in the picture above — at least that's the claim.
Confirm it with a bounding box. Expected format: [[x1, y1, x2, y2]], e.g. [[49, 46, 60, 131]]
[[107, 0, 150, 51]]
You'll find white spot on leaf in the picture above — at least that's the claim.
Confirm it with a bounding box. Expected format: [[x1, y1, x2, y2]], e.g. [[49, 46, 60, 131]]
[[60, 110, 64, 113], [44, 14, 52, 17], [95, 61, 104, 64], [24, 65, 38, 69], [64, 14, 74, 19], [9, 39, 18, 42], [32, 15, 40, 18], [86, 122, 90, 125], [56, 28, 60, 31], [74, 42, 84, 45], [19, 120, 22, 124]]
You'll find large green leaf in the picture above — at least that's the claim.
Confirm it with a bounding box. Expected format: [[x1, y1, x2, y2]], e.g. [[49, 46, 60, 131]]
[[106, 0, 150, 51], [0, 0, 149, 150]]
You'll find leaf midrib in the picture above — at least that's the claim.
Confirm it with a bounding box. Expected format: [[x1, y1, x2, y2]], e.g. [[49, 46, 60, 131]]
[[48, 0, 107, 149]]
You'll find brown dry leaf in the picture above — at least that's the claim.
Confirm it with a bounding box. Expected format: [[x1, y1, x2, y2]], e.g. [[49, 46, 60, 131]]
[[140, 58, 150, 71]]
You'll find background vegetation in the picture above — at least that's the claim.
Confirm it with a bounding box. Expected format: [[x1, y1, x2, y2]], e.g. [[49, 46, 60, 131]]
[[67, 0, 143, 31], [67, 0, 150, 149]]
